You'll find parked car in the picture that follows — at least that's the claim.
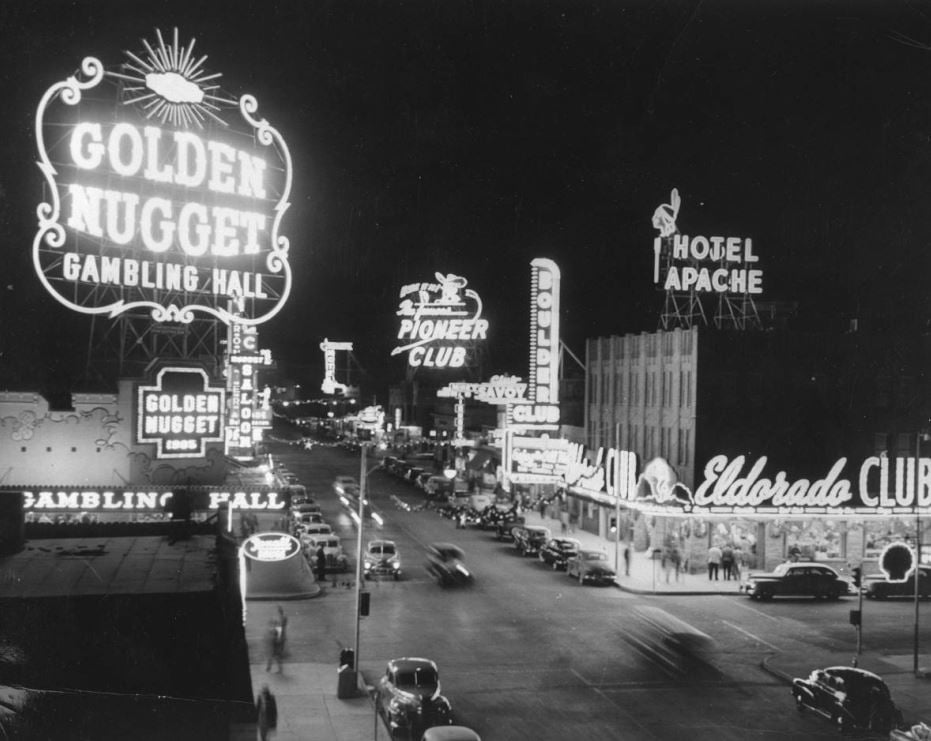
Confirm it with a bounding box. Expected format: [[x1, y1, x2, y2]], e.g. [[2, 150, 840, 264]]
[[742, 562, 852, 600], [566, 549, 616, 585], [364, 539, 402, 580], [494, 513, 525, 541], [423, 475, 454, 499], [332, 475, 359, 496], [424, 543, 473, 587], [511, 525, 551, 557], [292, 510, 325, 533], [538, 537, 581, 570], [420, 727, 481, 741], [302, 534, 349, 572], [299, 521, 332, 537], [375, 657, 453, 739], [792, 665, 903, 732], [863, 565, 931, 599]]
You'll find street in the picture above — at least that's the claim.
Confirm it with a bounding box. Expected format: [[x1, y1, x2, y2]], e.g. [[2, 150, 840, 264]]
[[264, 440, 931, 740]]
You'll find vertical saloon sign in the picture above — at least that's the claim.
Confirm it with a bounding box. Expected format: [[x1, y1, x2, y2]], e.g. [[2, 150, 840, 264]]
[[34, 28, 292, 325]]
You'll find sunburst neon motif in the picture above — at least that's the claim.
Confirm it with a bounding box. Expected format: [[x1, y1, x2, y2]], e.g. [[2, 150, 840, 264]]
[[108, 28, 237, 129]]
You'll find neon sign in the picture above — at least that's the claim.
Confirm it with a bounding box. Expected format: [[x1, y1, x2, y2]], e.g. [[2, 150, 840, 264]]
[[226, 301, 273, 454], [137, 366, 224, 458], [511, 259, 561, 429], [437, 375, 528, 403], [652, 188, 762, 295], [35, 28, 292, 325], [242, 533, 302, 562], [392, 272, 487, 367], [21, 489, 286, 511], [320, 339, 353, 394]]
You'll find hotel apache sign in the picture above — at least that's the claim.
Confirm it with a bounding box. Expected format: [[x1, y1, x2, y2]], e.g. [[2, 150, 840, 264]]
[[392, 272, 487, 368], [651, 188, 762, 296], [137, 366, 225, 458], [34, 28, 293, 326]]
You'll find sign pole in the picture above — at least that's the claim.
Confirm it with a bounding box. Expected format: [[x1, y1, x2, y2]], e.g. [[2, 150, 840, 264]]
[[354, 444, 367, 674], [916, 432, 924, 676]]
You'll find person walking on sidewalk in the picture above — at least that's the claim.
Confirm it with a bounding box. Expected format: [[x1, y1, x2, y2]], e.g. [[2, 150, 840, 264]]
[[721, 544, 735, 580], [315, 544, 327, 584], [707, 543, 722, 580], [264, 618, 284, 673], [255, 684, 278, 740], [275, 605, 288, 655]]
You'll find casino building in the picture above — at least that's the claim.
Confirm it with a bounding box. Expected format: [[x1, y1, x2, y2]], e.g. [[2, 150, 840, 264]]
[[574, 325, 931, 574]]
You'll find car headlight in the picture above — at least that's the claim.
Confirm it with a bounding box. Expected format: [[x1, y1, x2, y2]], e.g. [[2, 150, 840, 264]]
[[456, 564, 471, 577], [392, 561, 401, 570]]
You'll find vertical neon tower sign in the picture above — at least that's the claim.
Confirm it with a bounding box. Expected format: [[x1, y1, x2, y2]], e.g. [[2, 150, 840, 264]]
[[511, 258, 561, 428]]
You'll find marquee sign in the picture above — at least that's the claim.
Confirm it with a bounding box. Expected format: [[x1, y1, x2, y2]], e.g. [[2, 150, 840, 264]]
[[226, 300, 273, 455], [652, 188, 762, 295], [508, 435, 569, 484], [510, 259, 561, 429], [392, 272, 487, 367], [34, 28, 292, 326], [138, 366, 225, 458]]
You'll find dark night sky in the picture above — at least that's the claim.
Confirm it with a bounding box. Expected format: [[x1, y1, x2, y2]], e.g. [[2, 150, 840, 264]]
[[2, 0, 931, 398]]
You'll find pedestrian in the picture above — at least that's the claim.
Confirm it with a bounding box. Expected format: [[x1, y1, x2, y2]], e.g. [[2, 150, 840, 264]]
[[731, 546, 743, 582], [255, 684, 278, 740], [670, 544, 682, 582], [707, 543, 722, 580], [560, 510, 568, 535], [264, 618, 284, 673], [315, 544, 327, 583], [276, 605, 288, 654], [538, 498, 546, 519], [623, 545, 631, 576], [721, 544, 735, 580]]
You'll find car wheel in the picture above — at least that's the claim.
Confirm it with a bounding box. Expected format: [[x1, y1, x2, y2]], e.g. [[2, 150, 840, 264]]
[[393, 572, 400, 581], [794, 694, 804, 712]]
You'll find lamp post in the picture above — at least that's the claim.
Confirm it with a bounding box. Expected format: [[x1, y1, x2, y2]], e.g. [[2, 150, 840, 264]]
[[353, 442, 372, 674]]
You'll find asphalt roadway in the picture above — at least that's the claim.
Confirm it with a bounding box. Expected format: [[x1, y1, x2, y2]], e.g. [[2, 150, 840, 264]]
[[238, 441, 931, 741]]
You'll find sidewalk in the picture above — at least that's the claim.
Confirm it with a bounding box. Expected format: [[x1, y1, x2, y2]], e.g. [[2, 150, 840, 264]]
[[233, 598, 376, 741], [519, 509, 746, 595]]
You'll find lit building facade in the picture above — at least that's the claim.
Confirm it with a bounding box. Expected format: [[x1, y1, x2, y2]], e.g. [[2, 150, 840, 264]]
[[581, 326, 931, 574]]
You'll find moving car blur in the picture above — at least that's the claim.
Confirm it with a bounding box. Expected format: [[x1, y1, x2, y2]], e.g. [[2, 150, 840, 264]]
[[424, 543, 473, 587]]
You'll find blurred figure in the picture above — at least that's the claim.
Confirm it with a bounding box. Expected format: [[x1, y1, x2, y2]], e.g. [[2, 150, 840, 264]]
[[264, 618, 284, 673], [255, 684, 278, 740]]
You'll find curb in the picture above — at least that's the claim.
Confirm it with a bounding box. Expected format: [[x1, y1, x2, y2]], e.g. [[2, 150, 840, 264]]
[[759, 652, 794, 684], [612, 580, 745, 597]]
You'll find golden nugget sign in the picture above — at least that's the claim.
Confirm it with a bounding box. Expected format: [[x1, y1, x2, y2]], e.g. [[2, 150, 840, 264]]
[[138, 367, 224, 458], [21, 489, 286, 511], [392, 272, 487, 367], [35, 28, 292, 325], [651, 189, 761, 295]]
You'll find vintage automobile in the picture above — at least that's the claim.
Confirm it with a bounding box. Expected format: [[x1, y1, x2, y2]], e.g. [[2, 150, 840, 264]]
[[424, 543, 473, 587], [298, 521, 333, 537], [420, 726, 482, 741], [303, 534, 349, 572], [364, 539, 402, 580], [423, 475, 454, 499], [743, 562, 852, 600], [511, 525, 551, 557], [792, 665, 904, 732], [332, 475, 360, 497], [493, 513, 525, 541], [538, 537, 581, 570], [375, 657, 453, 739], [863, 565, 931, 599], [566, 549, 616, 585]]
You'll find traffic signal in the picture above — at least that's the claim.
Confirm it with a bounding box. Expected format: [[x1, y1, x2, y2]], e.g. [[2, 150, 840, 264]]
[[851, 566, 862, 589], [609, 517, 618, 533]]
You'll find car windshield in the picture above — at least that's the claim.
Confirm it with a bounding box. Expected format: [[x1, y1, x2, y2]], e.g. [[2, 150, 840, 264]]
[[582, 551, 607, 561], [371, 544, 396, 555], [396, 666, 438, 688]]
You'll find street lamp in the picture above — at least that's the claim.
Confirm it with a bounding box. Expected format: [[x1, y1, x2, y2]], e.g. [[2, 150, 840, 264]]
[[353, 442, 384, 677]]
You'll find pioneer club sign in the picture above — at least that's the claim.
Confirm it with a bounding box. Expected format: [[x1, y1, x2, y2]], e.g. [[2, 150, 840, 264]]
[[34, 28, 292, 325], [392, 272, 487, 367]]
